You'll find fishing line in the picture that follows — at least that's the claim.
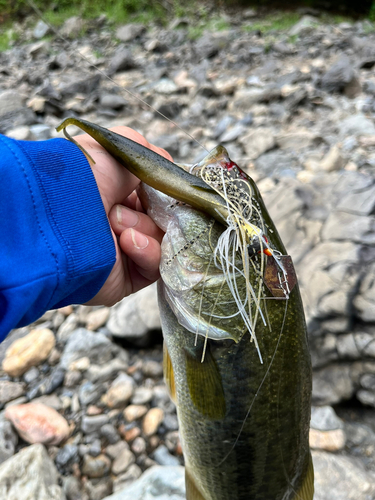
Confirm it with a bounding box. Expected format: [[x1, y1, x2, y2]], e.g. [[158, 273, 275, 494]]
[[216, 298, 289, 467], [25, 0, 208, 152]]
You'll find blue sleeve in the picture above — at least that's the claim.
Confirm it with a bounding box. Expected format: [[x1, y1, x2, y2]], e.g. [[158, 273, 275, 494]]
[[0, 134, 116, 341]]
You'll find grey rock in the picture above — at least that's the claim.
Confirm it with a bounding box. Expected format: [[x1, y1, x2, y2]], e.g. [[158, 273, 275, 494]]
[[63, 476, 87, 500], [86, 358, 128, 384], [313, 450, 375, 500], [23, 367, 39, 384], [213, 115, 235, 139], [142, 360, 163, 378], [195, 33, 226, 59], [84, 478, 113, 500], [289, 15, 319, 36], [105, 441, 129, 460], [230, 86, 280, 109], [0, 419, 18, 465], [88, 439, 102, 457], [55, 444, 78, 467], [100, 424, 120, 444], [82, 454, 111, 478], [107, 284, 160, 339], [107, 48, 137, 75], [32, 394, 63, 411], [78, 381, 105, 406], [5, 126, 31, 140], [111, 448, 135, 475], [322, 211, 375, 244], [153, 78, 178, 95], [43, 367, 65, 394], [116, 24, 145, 42], [33, 20, 50, 39], [153, 445, 180, 466], [102, 465, 185, 500], [0, 443, 65, 499], [276, 129, 321, 150], [320, 56, 360, 96], [0, 90, 25, 118], [162, 413, 179, 431], [219, 124, 247, 143], [112, 463, 142, 492], [60, 328, 112, 369], [240, 127, 275, 159], [131, 387, 153, 405], [357, 389, 375, 407], [29, 124, 51, 141], [312, 365, 354, 405], [59, 74, 101, 98], [131, 437, 146, 454], [57, 314, 78, 342], [64, 370, 82, 388], [354, 263, 375, 322], [336, 181, 375, 215], [100, 94, 127, 110], [310, 406, 343, 431], [81, 415, 109, 434], [339, 114, 375, 137], [0, 381, 25, 404], [254, 150, 299, 179]]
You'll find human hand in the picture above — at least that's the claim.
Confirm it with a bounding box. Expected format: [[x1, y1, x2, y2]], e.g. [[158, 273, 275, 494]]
[[73, 127, 172, 306]]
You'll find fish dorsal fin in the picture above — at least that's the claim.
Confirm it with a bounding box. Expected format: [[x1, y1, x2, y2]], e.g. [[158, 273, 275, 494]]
[[163, 342, 176, 402], [185, 467, 207, 500], [294, 454, 314, 500], [185, 345, 226, 420]]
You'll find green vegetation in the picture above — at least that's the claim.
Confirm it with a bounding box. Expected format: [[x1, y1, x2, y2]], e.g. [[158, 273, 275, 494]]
[[0, 0, 374, 53], [0, 25, 19, 51], [188, 15, 231, 40], [242, 12, 300, 33]]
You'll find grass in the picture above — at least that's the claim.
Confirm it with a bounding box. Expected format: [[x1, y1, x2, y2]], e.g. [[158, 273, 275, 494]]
[[188, 15, 231, 40], [0, 1, 372, 52], [0, 25, 19, 51], [242, 12, 300, 33]]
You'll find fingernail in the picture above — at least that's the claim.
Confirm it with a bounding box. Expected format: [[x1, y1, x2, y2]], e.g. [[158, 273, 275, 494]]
[[117, 205, 139, 228], [130, 228, 149, 249]]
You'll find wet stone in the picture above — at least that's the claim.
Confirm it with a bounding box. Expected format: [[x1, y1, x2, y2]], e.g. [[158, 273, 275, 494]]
[[142, 408, 164, 437], [0, 381, 25, 404], [0, 418, 18, 465], [79, 381, 105, 407], [23, 366, 39, 384], [105, 440, 129, 460], [131, 387, 153, 405], [112, 463, 142, 492], [82, 453, 111, 478], [81, 415, 109, 434], [55, 443, 78, 467], [123, 404, 148, 422], [111, 447, 135, 475], [100, 424, 120, 444], [153, 444, 180, 466], [131, 436, 146, 455], [102, 373, 134, 409]]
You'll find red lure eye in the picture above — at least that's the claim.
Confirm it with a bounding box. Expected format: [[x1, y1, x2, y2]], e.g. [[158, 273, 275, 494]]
[[222, 159, 247, 179]]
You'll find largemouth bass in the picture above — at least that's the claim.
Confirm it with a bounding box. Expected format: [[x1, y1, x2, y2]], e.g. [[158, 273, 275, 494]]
[[57, 118, 313, 500]]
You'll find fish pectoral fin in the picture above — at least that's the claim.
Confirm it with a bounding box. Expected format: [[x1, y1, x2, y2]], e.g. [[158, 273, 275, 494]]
[[185, 345, 226, 420], [163, 342, 176, 403], [294, 454, 314, 500], [185, 467, 207, 500]]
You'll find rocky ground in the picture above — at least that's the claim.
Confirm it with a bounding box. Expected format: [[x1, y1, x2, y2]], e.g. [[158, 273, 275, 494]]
[[1, 6, 375, 499]]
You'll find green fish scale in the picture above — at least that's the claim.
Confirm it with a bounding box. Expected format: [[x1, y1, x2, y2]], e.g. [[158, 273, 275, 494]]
[[160, 281, 311, 500]]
